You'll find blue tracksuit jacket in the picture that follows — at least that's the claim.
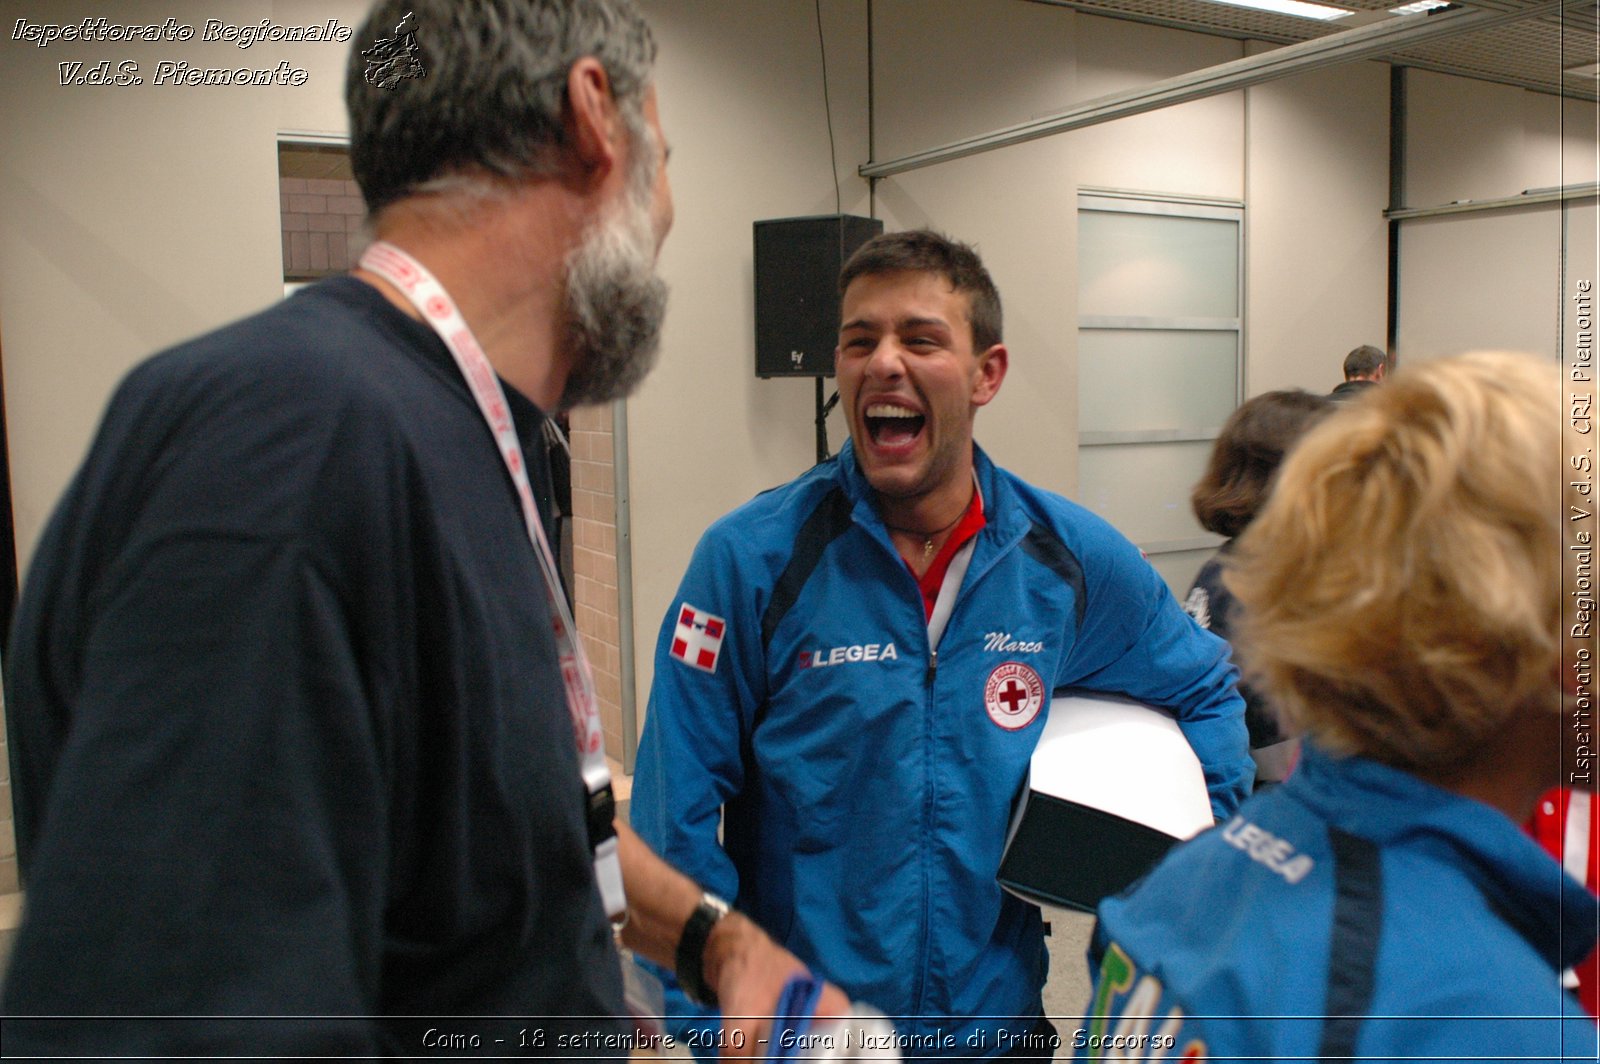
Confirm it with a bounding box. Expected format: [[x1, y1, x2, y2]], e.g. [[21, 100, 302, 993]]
[[1080, 745, 1600, 1061], [633, 442, 1250, 1057]]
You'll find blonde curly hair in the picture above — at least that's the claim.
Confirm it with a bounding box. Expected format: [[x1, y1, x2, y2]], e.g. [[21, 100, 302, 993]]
[[1224, 350, 1562, 771]]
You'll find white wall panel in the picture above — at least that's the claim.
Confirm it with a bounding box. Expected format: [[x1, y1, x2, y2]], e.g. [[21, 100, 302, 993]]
[[1564, 98, 1600, 188], [1398, 71, 1598, 366], [1071, 16, 1245, 201], [1397, 209, 1563, 361], [1406, 70, 1570, 207], [1244, 51, 1389, 396], [869, 0, 1077, 164]]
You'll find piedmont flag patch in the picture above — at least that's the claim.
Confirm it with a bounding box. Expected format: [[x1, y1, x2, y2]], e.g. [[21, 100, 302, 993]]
[[670, 602, 726, 673]]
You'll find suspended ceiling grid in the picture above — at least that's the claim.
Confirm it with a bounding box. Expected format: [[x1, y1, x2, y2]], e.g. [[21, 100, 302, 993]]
[[1032, 0, 1600, 101]]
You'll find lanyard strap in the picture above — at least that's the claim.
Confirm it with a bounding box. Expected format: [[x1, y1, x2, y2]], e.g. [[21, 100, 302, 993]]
[[359, 242, 625, 922]]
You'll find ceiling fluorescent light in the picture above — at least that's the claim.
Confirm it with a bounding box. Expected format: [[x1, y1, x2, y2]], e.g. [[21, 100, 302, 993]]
[[1202, 0, 1352, 20], [1388, 1, 1453, 14]]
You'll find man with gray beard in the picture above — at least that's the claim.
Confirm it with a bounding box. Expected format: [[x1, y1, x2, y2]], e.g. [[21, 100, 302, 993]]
[[1, 1, 841, 1057]]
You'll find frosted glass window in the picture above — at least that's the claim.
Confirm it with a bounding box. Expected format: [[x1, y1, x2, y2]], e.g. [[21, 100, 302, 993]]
[[1076, 441, 1213, 545], [1079, 329, 1238, 433], [1079, 212, 1239, 319], [1074, 195, 1241, 589]]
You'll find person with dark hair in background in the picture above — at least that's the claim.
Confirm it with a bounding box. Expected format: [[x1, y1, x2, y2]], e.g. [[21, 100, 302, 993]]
[[1330, 343, 1389, 400], [1, 1, 842, 1055], [1184, 389, 1333, 784], [1082, 350, 1597, 1061], [633, 229, 1251, 1061]]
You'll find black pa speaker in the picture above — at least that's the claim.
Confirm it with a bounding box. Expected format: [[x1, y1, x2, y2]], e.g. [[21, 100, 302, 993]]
[[754, 214, 883, 378]]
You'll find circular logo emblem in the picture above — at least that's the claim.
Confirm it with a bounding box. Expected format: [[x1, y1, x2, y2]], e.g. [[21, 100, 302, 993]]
[[424, 294, 451, 319], [984, 662, 1044, 730]]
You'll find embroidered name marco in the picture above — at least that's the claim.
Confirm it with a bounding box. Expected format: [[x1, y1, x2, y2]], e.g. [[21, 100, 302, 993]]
[[983, 632, 1044, 654], [798, 643, 898, 669], [1220, 816, 1314, 884]]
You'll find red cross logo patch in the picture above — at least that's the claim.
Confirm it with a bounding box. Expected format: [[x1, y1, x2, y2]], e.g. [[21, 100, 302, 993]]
[[984, 662, 1043, 730], [669, 602, 726, 674]]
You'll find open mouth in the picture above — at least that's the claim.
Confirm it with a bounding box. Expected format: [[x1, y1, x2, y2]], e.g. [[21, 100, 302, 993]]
[[864, 402, 925, 448]]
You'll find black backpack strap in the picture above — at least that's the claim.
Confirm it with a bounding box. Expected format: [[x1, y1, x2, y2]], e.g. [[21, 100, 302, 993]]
[[1319, 827, 1384, 1062]]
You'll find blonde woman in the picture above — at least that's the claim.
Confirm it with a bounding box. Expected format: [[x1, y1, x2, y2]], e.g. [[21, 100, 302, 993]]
[[1078, 351, 1595, 1061]]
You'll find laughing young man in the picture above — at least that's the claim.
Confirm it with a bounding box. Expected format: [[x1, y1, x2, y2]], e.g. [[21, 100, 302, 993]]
[[633, 229, 1251, 1059]]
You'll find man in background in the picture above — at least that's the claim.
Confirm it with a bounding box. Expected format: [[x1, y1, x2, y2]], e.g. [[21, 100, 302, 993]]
[[1329, 343, 1389, 400], [2, 0, 838, 1054], [634, 229, 1251, 1060]]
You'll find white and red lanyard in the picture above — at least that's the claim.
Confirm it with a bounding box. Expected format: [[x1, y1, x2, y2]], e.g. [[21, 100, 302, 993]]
[[360, 242, 626, 922]]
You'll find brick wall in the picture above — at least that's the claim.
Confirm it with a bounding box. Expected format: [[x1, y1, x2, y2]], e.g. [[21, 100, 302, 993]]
[[569, 405, 626, 758], [280, 176, 365, 280]]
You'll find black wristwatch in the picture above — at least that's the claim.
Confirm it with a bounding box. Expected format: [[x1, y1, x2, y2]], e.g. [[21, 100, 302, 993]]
[[675, 892, 731, 1007]]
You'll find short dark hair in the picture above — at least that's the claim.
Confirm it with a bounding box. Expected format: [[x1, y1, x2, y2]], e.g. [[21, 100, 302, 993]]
[[1343, 344, 1388, 380], [1192, 390, 1334, 539], [838, 229, 1003, 351], [346, 0, 657, 218]]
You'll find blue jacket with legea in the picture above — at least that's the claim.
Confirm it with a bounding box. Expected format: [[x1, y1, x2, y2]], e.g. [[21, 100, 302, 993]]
[[633, 441, 1251, 1056], [1081, 746, 1600, 1062]]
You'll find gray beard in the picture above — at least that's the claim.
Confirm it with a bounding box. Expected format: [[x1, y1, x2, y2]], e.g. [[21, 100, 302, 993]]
[[556, 184, 669, 410]]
